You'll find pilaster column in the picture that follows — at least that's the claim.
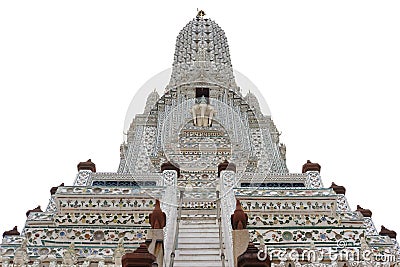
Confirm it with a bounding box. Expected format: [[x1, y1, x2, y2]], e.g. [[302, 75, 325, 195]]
[[219, 165, 237, 267], [303, 160, 323, 189], [73, 159, 96, 186], [161, 165, 178, 267]]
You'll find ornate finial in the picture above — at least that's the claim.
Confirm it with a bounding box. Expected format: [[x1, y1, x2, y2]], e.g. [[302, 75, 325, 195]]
[[302, 160, 321, 173], [237, 242, 270, 267], [122, 243, 156, 267], [379, 225, 397, 239], [26, 205, 43, 217], [197, 9, 206, 18], [231, 199, 248, 230], [330, 182, 346, 195], [149, 199, 166, 229], [50, 183, 64, 195], [356, 205, 372, 217], [77, 159, 96, 172], [2, 226, 20, 238]]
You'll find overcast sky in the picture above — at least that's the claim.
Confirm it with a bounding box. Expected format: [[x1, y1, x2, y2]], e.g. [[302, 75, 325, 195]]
[[1, 1, 399, 239]]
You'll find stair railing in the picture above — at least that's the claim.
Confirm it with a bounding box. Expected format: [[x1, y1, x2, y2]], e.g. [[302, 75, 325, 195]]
[[216, 190, 226, 267], [169, 190, 183, 267]]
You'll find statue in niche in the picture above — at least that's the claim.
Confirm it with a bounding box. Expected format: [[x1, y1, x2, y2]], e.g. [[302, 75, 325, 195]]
[[114, 238, 125, 266], [191, 95, 216, 127], [13, 238, 28, 266], [62, 242, 77, 265]]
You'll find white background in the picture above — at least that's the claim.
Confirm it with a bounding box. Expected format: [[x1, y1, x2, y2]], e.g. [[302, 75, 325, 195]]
[[1, 1, 399, 240]]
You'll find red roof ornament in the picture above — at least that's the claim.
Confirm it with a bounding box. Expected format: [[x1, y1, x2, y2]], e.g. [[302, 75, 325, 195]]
[[2, 226, 20, 238], [122, 243, 156, 267], [379, 226, 397, 239], [77, 159, 96, 172], [160, 161, 180, 177], [149, 199, 166, 229], [50, 183, 64, 195], [330, 182, 346, 195], [302, 160, 321, 173], [237, 242, 271, 267], [218, 159, 236, 177], [356, 205, 372, 217], [231, 199, 248, 230], [26, 205, 43, 217]]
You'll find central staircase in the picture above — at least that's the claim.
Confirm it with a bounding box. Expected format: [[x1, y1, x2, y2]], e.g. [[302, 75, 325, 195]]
[[173, 215, 225, 267]]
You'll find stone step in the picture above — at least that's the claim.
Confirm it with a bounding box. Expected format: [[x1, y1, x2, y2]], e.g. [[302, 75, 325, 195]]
[[181, 219, 217, 222], [174, 215, 225, 266], [181, 214, 217, 219], [173, 260, 222, 267], [177, 243, 220, 249], [180, 222, 218, 228], [178, 237, 219, 244], [180, 217, 217, 222], [175, 254, 221, 261], [181, 209, 217, 212], [179, 231, 219, 238], [179, 227, 219, 233], [177, 248, 220, 255]]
